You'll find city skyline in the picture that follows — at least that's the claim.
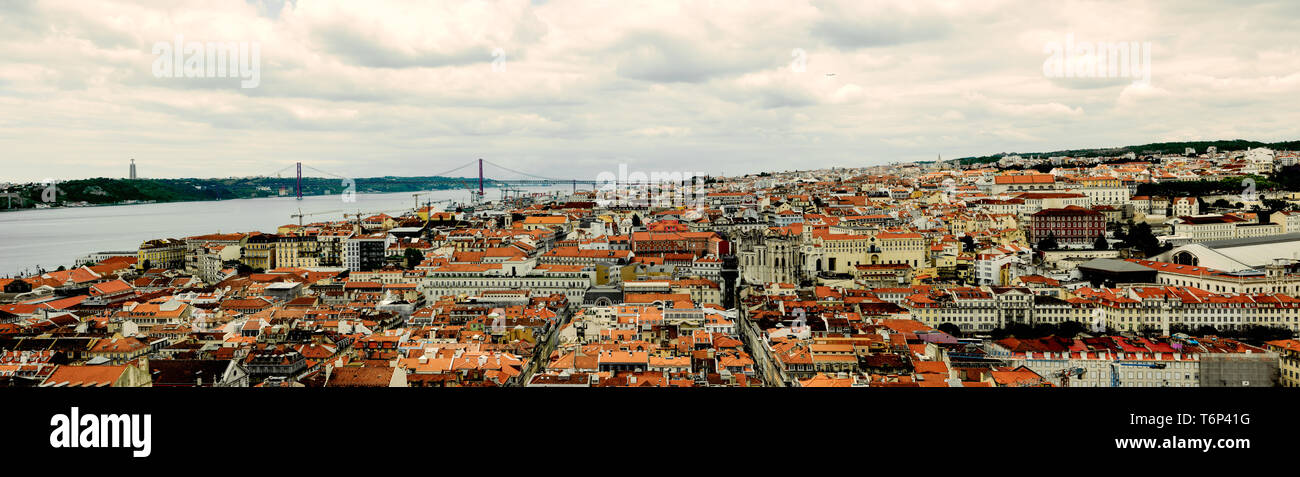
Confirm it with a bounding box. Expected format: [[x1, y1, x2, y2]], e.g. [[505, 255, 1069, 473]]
[[5, 145, 1299, 392], [6, 135, 1298, 185], [2, 0, 1300, 182], [6, 1, 1298, 463]]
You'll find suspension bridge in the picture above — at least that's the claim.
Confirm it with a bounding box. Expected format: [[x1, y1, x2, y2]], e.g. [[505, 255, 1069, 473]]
[[261, 158, 605, 202]]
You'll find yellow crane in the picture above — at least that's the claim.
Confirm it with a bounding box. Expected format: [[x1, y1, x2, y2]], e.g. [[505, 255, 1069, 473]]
[[343, 208, 409, 226], [289, 208, 344, 227]]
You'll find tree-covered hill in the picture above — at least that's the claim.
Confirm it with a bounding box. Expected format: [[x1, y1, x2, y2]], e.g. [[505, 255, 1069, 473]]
[[954, 139, 1300, 165], [2, 175, 496, 210]]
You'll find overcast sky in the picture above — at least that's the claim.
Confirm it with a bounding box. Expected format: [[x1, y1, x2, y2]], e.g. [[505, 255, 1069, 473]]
[[2, 0, 1298, 182]]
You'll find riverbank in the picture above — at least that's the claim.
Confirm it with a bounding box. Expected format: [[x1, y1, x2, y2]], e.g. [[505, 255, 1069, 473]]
[[0, 184, 508, 213], [0, 185, 575, 277], [0, 176, 497, 213]]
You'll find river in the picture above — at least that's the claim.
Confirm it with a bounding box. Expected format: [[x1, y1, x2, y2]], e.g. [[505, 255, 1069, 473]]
[[0, 185, 576, 277]]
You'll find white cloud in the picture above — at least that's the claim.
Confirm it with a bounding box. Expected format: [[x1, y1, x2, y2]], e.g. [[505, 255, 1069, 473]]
[[0, 0, 1298, 182]]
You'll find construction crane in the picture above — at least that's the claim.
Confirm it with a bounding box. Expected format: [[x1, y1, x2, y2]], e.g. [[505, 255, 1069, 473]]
[[411, 192, 430, 210], [290, 208, 344, 227], [343, 208, 409, 227], [418, 198, 455, 211], [342, 211, 370, 226], [498, 185, 524, 201], [420, 199, 456, 220], [1110, 361, 1167, 388], [406, 199, 457, 229], [1056, 366, 1086, 387]]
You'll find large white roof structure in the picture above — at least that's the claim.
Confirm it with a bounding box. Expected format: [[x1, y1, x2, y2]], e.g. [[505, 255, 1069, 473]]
[[1156, 233, 1300, 271]]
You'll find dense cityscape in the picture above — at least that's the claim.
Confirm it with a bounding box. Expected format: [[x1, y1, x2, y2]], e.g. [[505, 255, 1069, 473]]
[[10, 0, 1300, 464], [4, 146, 1299, 389]]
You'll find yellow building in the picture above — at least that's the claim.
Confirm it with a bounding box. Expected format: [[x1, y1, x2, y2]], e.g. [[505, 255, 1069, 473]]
[[241, 233, 278, 271], [522, 215, 572, 233], [361, 214, 398, 232], [138, 238, 185, 270], [810, 230, 927, 274], [275, 234, 322, 268], [991, 227, 1027, 247], [1075, 175, 1121, 188], [1267, 340, 1300, 388]]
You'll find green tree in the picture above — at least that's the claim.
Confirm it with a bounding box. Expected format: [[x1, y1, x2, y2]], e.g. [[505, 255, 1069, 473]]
[[1194, 325, 1219, 337], [1093, 234, 1109, 250], [1037, 233, 1059, 251], [1058, 321, 1086, 338], [960, 235, 976, 252], [1112, 224, 1128, 242], [1006, 323, 1037, 338], [1121, 222, 1166, 257], [1263, 198, 1292, 212], [404, 248, 425, 269], [1032, 323, 1060, 337]]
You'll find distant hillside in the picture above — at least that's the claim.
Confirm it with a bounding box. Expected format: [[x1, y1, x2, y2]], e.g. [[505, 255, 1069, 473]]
[[953, 139, 1300, 165], [2, 175, 496, 210]]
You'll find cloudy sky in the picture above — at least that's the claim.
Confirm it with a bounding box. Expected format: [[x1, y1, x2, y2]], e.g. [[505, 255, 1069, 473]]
[[2, 0, 1298, 182]]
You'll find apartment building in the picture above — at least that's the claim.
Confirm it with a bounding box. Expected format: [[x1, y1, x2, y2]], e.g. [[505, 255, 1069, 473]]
[[344, 233, 387, 272], [275, 234, 323, 268], [1027, 206, 1104, 248], [986, 336, 1276, 387], [183, 233, 247, 275], [138, 238, 185, 270], [420, 261, 594, 303], [1266, 339, 1300, 387]]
